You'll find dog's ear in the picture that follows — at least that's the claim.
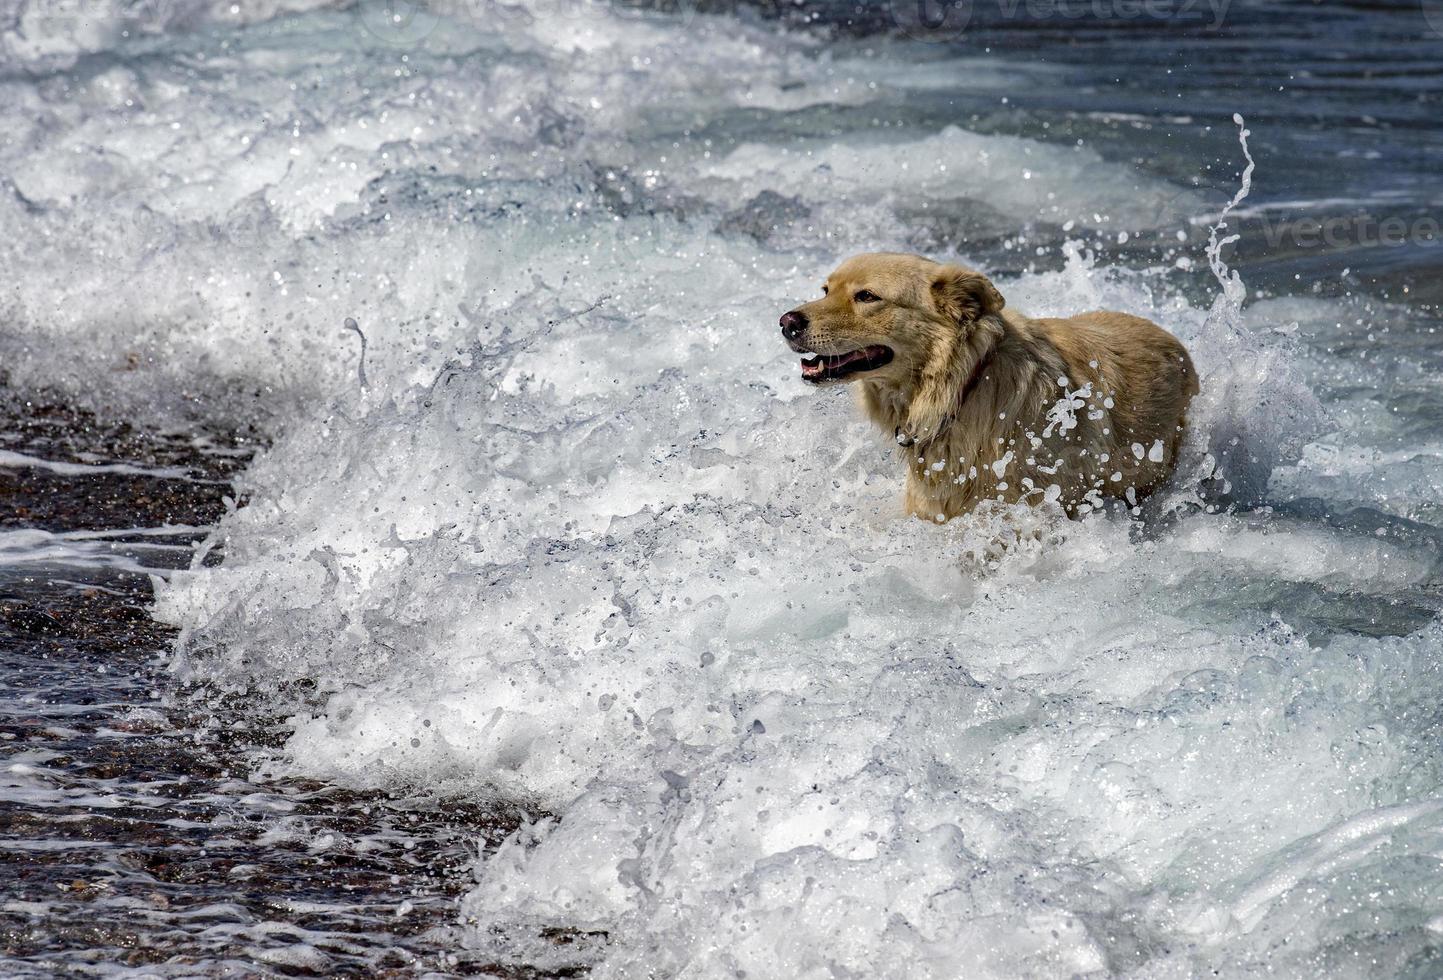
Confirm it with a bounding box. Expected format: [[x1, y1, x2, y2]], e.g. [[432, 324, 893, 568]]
[[904, 275, 1006, 443], [931, 265, 1004, 324]]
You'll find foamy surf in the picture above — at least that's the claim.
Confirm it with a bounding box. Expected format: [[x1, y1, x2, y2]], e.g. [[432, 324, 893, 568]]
[[3, 0, 1441, 976]]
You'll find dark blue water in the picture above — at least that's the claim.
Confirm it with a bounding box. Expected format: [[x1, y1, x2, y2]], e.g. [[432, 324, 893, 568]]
[[743, 0, 1443, 301]]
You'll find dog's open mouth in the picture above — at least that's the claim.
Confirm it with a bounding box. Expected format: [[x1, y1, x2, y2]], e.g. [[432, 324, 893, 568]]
[[800, 345, 894, 382]]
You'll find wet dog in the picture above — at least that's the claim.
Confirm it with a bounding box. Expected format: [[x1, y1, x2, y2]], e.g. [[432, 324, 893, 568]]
[[780, 253, 1198, 522]]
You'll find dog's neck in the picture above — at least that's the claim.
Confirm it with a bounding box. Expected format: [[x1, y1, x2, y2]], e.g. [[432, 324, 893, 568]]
[[860, 312, 1009, 448]]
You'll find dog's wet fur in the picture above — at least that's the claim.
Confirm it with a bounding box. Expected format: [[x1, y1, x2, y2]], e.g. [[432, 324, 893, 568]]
[[781, 253, 1199, 522]]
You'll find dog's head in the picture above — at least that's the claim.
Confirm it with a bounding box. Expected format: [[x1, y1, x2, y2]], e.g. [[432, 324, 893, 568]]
[[779, 252, 1005, 387]]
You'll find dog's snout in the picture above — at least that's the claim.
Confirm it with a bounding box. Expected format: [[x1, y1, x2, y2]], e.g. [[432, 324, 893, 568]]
[[780, 310, 808, 340]]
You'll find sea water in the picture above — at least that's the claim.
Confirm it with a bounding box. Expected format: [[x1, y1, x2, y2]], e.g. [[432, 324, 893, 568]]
[[3, 0, 1442, 975]]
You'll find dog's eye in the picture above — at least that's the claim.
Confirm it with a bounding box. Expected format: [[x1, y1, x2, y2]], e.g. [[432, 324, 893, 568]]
[[854, 290, 881, 303], [821, 284, 829, 296]]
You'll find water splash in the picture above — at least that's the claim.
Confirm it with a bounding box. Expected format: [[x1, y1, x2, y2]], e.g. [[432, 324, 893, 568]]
[[1206, 113, 1257, 307]]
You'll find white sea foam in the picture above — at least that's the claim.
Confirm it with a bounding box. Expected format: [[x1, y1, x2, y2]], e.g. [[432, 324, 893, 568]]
[[3, 1, 1440, 976], [0, 449, 202, 480], [0, 527, 199, 573]]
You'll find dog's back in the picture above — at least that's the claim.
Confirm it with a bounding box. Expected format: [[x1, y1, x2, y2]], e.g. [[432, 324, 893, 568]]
[[1034, 310, 1199, 500], [902, 307, 1198, 519]]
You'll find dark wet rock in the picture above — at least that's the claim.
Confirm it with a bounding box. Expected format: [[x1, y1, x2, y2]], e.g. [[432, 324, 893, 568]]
[[0, 396, 254, 533], [0, 391, 564, 977]]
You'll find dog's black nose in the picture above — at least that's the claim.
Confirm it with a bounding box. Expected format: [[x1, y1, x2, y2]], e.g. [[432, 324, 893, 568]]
[[780, 310, 808, 340]]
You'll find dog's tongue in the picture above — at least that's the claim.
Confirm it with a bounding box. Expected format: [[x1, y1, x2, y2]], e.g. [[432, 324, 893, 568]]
[[800, 351, 862, 378]]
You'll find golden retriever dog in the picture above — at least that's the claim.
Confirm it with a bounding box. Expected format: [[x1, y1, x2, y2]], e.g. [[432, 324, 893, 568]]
[[780, 253, 1199, 522]]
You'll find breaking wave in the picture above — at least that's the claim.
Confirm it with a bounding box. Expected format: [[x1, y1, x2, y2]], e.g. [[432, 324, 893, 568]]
[[5, 1, 1441, 975]]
